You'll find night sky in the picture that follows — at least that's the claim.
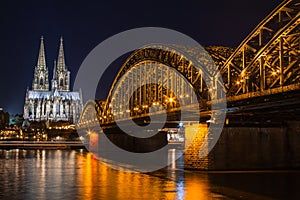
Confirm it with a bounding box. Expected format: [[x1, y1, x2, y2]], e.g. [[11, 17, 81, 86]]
[[0, 0, 282, 114]]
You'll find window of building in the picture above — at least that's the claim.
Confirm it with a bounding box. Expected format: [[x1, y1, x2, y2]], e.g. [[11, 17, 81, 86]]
[[60, 78, 64, 87]]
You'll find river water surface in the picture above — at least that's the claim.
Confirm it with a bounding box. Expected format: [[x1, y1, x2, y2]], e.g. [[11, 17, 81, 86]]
[[0, 149, 298, 199]]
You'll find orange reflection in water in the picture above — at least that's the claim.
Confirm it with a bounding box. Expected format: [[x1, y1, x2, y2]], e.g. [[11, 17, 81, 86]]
[[75, 151, 215, 200], [0, 149, 215, 200], [183, 173, 214, 199], [76, 152, 179, 200]]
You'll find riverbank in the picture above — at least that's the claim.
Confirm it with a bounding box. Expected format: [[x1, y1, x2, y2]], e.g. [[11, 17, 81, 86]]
[[0, 141, 85, 149]]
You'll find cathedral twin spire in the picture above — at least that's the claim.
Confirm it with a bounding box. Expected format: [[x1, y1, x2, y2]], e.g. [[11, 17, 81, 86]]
[[57, 37, 66, 71], [37, 36, 47, 69], [32, 36, 49, 91], [32, 36, 70, 92]]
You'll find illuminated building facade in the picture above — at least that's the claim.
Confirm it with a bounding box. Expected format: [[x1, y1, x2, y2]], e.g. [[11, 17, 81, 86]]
[[23, 37, 83, 124]]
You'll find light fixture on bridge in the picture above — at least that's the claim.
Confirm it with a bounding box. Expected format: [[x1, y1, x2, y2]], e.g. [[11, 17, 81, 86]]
[[271, 71, 277, 76]]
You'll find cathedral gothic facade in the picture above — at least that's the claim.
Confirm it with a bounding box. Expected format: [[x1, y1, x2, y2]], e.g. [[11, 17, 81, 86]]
[[23, 37, 83, 124]]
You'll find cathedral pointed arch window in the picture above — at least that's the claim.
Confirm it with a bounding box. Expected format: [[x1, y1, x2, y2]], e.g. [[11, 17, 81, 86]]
[[56, 104, 59, 115], [60, 78, 64, 87], [40, 78, 44, 86], [29, 107, 32, 116]]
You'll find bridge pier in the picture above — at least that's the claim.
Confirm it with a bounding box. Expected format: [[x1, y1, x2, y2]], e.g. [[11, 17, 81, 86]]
[[209, 122, 300, 170], [183, 121, 300, 170], [86, 125, 168, 154], [83, 120, 300, 170], [184, 123, 210, 170], [102, 128, 167, 153]]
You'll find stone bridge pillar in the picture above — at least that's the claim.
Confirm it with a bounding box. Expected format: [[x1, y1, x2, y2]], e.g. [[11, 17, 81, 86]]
[[184, 123, 209, 170]]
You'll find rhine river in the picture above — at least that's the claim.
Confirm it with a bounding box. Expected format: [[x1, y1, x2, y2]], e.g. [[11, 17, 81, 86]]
[[0, 149, 298, 200]]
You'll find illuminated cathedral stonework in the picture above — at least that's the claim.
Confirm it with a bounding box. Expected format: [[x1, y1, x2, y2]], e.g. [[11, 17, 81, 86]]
[[23, 37, 83, 123]]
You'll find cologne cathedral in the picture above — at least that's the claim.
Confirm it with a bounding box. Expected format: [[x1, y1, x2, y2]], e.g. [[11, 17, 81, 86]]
[[23, 37, 83, 124]]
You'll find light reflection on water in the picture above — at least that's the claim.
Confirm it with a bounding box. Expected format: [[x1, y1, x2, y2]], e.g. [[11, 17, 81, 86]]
[[0, 149, 299, 200], [0, 149, 183, 200]]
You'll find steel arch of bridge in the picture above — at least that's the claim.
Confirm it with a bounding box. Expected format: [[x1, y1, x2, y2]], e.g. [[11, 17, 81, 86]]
[[220, 0, 300, 96], [78, 0, 300, 126], [78, 44, 220, 126], [93, 44, 225, 124], [78, 100, 103, 128]]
